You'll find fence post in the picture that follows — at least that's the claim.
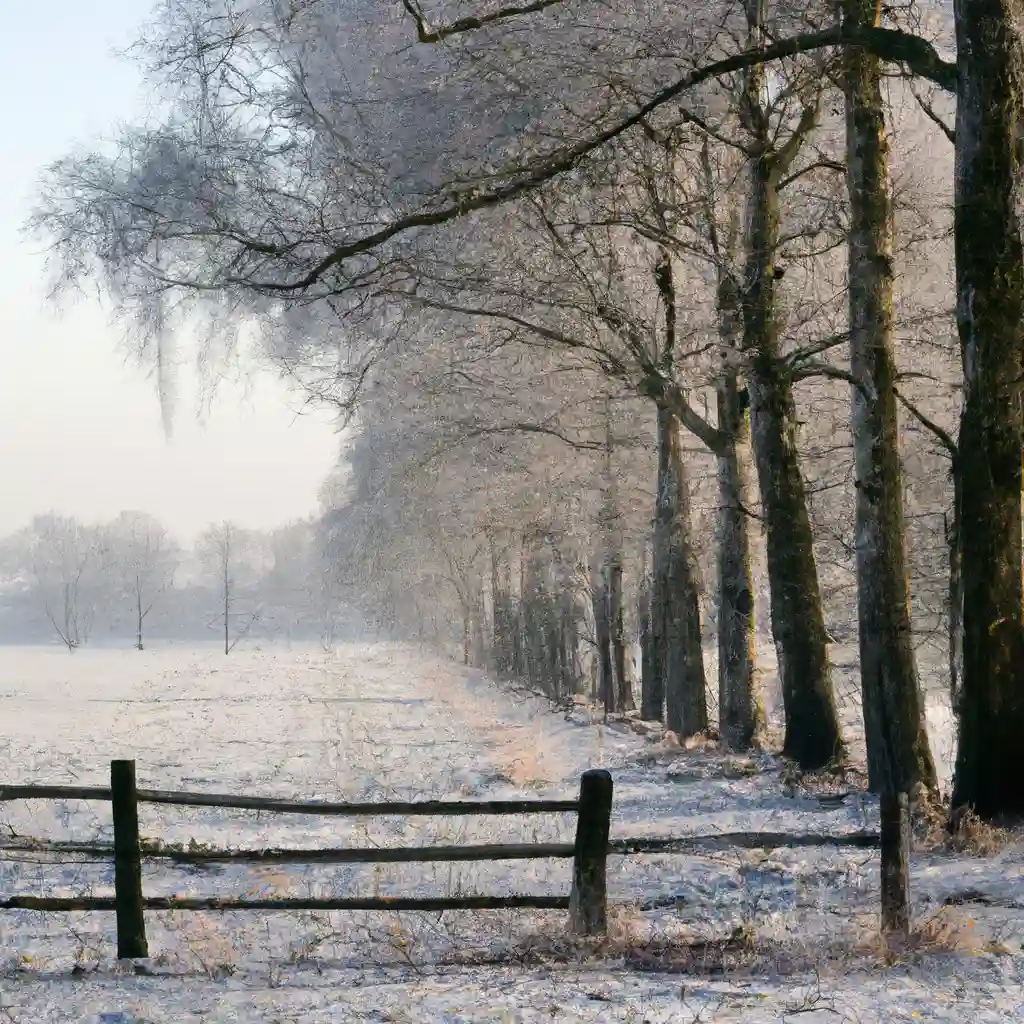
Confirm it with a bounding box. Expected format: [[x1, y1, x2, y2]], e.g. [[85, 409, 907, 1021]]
[[111, 759, 148, 959], [880, 791, 910, 935], [569, 769, 613, 936]]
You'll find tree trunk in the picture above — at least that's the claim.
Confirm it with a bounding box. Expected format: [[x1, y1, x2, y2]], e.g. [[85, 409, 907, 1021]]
[[843, 1, 937, 797], [591, 556, 614, 715], [656, 407, 709, 737], [951, 0, 1024, 817], [648, 473, 668, 723], [747, 354, 843, 768], [945, 496, 964, 716], [609, 554, 632, 711], [716, 369, 762, 748], [740, 26, 844, 768], [715, 274, 763, 749], [223, 562, 230, 656], [136, 581, 144, 652], [597, 394, 632, 713], [638, 549, 656, 718], [562, 576, 583, 697], [494, 545, 517, 675], [643, 538, 666, 720]]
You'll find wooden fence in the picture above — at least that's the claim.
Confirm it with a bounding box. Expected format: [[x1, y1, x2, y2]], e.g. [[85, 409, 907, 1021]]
[[0, 760, 893, 960], [0, 761, 614, 957]]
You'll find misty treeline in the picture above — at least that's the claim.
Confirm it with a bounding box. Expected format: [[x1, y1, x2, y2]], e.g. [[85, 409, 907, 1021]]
[[0, 513, 351, 650], [28, 0, 1024, 817]]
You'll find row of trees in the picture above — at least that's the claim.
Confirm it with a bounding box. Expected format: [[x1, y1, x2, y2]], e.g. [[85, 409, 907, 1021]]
[[29, 0, 1024, 818], [0, 513, 344, 651]]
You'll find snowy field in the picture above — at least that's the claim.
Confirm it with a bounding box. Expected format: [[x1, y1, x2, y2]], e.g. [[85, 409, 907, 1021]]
[[0, 642, 1022, 1023]]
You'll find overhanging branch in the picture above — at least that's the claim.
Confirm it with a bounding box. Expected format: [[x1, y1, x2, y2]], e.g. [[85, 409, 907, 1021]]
[[233, 26, 955, 294], [400, 0, 567, 42]]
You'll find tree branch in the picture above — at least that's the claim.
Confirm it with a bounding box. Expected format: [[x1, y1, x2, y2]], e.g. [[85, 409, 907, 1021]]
[[448, 421, 607, 452], [636, 374, 730, 456], [791, 358, 871, 399], [893, 386, 958, 456], [773, 96, 823, 179], [395, 293, 627, 372], [778, 157, 846, 191], [908, 82, 955, 144], [228, 25, 955, 294], [400, 0, 567, 43]]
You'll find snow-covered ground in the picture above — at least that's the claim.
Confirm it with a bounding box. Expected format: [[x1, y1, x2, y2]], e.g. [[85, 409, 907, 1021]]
[[0, 642, 1021, 1022]]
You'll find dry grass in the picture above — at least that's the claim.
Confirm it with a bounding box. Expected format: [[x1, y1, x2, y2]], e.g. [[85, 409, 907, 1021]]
[[944, 808, 1014, 857], [779, 758, 869, 800], [500, 898, 1018, 985], [499, 906, 824, 980], [910, 797, 1016, 856], [642, 730, 721, 761], [850, 907, 992, 963]]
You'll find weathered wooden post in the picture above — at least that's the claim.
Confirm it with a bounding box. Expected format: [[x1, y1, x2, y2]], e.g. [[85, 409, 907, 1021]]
[[569, 769, 613, 936], [111, 759, 148, 959], [880, 791, 911, 935]]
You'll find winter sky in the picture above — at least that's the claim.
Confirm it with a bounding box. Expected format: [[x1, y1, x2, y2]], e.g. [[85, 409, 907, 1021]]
[[0, 1, 339, 542]]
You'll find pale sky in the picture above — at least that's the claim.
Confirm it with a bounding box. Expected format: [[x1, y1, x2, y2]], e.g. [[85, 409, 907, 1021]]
[[0, 1, 340, 543]]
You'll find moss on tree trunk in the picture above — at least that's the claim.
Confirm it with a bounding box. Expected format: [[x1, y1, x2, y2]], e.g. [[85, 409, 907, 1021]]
[[742, 157, 844, 770], [654, 406, 709, 737], [738, 3, 844, 770], [843, 0, 937, 797], [715, 274, 763, 749], [951, 0, 1024, 816]]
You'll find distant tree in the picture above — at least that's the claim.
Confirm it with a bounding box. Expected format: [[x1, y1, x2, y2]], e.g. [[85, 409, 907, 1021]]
[[102, 511, 180, 650], [196, 521, 261, 654], [26, 514, 99, 650]]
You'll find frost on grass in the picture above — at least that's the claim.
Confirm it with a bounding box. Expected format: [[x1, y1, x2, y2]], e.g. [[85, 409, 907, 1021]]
[[0, 642, 1022, 1022]]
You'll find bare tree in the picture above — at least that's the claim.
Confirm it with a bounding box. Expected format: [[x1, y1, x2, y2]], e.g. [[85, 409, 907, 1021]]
[[32, 0, 1024, 814], [196, 521, 261, 654], [27, 514, 99, 650], [840, 0, 937, 798], [102, 511, 180, 650]]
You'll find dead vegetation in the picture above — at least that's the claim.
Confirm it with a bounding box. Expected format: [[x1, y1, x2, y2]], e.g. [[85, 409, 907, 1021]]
[[850, 906, 1020, 962]]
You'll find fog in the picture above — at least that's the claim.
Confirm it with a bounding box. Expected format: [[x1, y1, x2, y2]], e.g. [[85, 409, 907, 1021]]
[[0, 0, 338, 545]]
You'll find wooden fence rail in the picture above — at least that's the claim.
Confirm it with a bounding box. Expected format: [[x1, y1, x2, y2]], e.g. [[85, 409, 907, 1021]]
[[1, 895, 572, 913], [0, 838, 577, 865], [0, 761, 610, 958], [0, 785, 579, 817], [0, 760, 904, 959]]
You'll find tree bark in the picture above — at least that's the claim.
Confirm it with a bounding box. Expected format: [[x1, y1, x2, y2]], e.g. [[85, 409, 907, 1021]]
[[945, 491, 964, 715], [609, 554, 632, 711], [136, 580, 144, 652], [843, 0, 938, 797], [223, 557, 230, 656], [747, 352, 843, 768], [655, 407, 709, 737], [740, 7, 844, 768], [951, 0, 1024, 817], [647, 486, 668, 722], [489, 540, 512, 674], [598, 401, 632, 713], [462, 608, 471, 666], [715, 277, 764, 749], [638, 549, 657, 719], [591, 555, 614, 715]]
